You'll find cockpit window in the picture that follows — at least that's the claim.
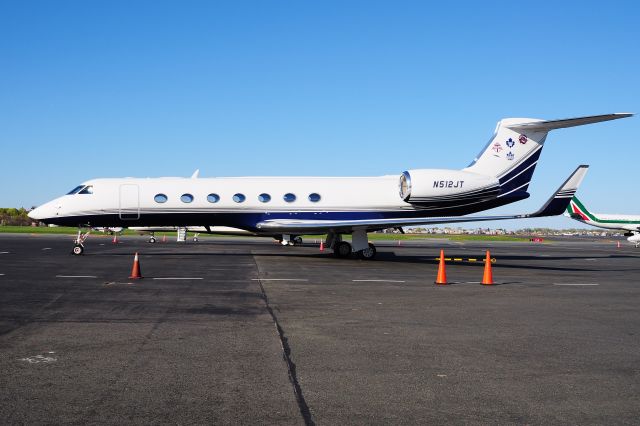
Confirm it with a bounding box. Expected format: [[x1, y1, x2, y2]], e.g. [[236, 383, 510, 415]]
[[78, 185, 93, 194], [67, 185, 85, 195]]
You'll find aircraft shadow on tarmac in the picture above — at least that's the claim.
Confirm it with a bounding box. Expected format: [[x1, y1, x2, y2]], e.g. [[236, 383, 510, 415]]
[[93, 247, 640, 272]]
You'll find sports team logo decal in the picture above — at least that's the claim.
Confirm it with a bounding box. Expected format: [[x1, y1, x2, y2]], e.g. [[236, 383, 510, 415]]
[[506, 138, 515, 148], [492, 142, 503, 153], [519, 134, 528, 144], [506, 152, 514, 161]]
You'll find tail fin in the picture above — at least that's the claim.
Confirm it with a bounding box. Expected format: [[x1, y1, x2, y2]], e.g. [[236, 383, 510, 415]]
[[464, 113, 632, 198], [566, 196, 597, 222]]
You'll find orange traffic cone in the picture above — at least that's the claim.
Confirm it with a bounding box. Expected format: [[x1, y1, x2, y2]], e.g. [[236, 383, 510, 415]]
[[481, 250, 494, 285], [112, 234, 118, 244], [434, 249, 448, 285], [398, 240, 402, 246], [129, 252, 143, 279], [320, 240, 324, 251], [162, 234, 167, 243], [617, 241, 621, 248]]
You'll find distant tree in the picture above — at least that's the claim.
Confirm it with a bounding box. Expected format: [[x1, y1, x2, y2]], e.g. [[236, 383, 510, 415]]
[[0, 207, 33, 226]]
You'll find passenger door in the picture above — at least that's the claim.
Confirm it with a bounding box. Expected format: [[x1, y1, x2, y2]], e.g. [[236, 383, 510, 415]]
[[119, 184, 140, 220]]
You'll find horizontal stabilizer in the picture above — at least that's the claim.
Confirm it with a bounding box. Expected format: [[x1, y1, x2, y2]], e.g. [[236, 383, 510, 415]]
[[506, 113, 632, 132]]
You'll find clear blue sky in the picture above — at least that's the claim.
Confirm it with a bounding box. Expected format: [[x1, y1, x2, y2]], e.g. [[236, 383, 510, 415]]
[[1, 1, 638, 229]]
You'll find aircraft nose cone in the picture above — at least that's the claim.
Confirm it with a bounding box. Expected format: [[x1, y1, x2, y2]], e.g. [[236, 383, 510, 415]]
[[28, 203, 58, 221], [28, 206, 44, 220]]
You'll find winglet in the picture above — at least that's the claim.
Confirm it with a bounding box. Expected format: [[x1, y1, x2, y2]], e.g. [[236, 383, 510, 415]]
[[527, 165, 589, 218], [191, 169, 200, 179]]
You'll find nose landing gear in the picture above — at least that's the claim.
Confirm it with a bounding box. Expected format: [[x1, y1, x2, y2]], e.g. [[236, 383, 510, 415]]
[[71, 227, 91, 255]]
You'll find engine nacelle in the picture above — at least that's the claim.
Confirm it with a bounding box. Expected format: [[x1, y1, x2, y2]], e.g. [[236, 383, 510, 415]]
[[627, 234, 640, 244], [399, 169, 500, 204]]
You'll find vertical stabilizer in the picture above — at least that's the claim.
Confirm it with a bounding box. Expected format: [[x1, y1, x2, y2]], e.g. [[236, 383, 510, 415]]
[[567, 196, 597, 223], [464, 113, 632, 198], [464, 118, 548, 197]]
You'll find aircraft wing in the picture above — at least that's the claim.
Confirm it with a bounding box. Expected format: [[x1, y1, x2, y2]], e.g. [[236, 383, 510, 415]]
[[255, 165, 589, 234]]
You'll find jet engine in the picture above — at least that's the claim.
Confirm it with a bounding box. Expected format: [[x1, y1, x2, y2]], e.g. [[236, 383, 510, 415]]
[[399, 169, 500, 204]]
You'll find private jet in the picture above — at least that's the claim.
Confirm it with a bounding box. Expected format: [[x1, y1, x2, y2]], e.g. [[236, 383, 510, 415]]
[[566, 196, 640, 247], [28, 113, 632, 258]]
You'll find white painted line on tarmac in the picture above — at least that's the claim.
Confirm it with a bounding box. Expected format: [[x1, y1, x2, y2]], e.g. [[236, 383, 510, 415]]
[[353, 279, 406, 283], [584, 258, 597, 261], [56, 275, 97, 278], [42, 247, 52, 250], [553, 283, 599, 286], [252, 278, 308, 281], [0, 251, 9, 254], [0, 273, 5, 276], [153, 277, 203, 280]]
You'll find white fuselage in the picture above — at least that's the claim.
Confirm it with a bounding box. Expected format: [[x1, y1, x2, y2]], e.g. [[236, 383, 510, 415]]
[[28, 171, 508, 230], [575, 214, 640, 233]]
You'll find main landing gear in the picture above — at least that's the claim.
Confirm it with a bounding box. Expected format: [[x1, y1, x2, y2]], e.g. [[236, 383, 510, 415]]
[[148, 232, 156, 243], [277, 235, 303, 246], [72, 227, 91, 255], [327, 230, 377, 260]]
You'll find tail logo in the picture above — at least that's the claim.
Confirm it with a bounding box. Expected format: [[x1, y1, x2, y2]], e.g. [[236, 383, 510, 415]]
[[506, 138, 515, 148], [570, 202, 589, 221], [519, 134, 528, 144], [492, 142, 503, 153]]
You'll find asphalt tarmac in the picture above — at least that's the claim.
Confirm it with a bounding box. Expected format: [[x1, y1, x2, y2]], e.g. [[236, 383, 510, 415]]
[[1, 233, 639, 425]]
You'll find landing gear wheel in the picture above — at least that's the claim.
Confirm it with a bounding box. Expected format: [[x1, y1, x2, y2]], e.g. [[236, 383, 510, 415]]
[[293, 236, 303, 245], [149, 237, 156, 243], [193, 237, 199, 242], [72, 245, 84, 256], [358, 243, 377, 260], [333, 241, 352, 258]]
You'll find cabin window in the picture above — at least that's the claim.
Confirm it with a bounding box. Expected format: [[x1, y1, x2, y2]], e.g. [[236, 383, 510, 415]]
[[308, 193, 321, 202], [78, 185, 94, 194], [233, 193, 246, 203], [180, 194, 194, 203], [154, 194, 168, 203], [67, 185, 85, 195], [207, 193, 220, 203], [283, 193, 296, 203], [258, 193, 271, 203]]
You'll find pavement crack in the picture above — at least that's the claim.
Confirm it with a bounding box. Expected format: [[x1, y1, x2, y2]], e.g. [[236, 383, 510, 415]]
[[253, 259, 315, 426]]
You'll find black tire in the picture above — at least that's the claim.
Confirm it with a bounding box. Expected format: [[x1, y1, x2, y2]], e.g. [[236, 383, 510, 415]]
[[72, 245, 84, 255], [333, 241, 352, 258], [149, 237, 156, 243], [193, 237, 199, 242], [293, 236, 303, 245], [358, 243, 377, 260]]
